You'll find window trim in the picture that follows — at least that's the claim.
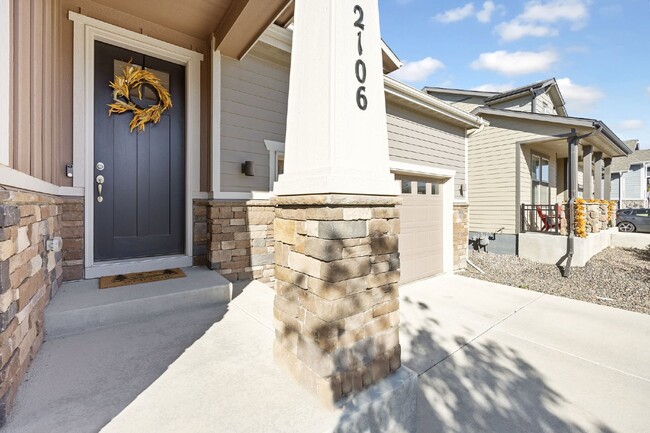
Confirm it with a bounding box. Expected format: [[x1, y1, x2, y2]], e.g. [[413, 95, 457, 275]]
[[531, 152, 551, 205], [264, 140, 285, 191]]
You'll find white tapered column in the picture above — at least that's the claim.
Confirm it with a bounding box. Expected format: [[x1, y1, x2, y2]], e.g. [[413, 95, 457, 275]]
[[274, 0, 397, 196]]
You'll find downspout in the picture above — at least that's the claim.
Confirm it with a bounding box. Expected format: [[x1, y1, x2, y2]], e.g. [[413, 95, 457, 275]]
[[562, 125, 603, 277]]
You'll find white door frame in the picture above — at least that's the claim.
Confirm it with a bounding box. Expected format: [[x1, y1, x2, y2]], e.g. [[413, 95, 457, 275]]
[[69, 12, 203, 278]]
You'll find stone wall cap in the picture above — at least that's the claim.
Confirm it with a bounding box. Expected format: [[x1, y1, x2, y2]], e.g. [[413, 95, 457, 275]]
[[272, 194, 401, 207], [207, 199, 274, 207], [0, 189, 64, 205]]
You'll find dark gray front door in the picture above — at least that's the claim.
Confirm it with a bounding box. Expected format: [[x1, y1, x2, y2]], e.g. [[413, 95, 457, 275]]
[[94, 41, 185, 262]]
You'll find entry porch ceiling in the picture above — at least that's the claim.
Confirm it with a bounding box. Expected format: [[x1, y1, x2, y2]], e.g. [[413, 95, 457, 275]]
[[90, 0, 292, 58]]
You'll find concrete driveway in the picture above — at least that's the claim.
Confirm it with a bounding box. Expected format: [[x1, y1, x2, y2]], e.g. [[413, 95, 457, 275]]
[[402, 274, 650, 433]]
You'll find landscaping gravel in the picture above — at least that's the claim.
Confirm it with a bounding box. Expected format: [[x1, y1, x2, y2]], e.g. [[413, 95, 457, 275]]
[[460, 247, 650, 315]]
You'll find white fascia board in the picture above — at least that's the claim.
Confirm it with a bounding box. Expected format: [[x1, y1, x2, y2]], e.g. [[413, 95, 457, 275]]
[[384, 77, 486, 129], [381, 40, 402, 70], [390, 161, 456, 179]]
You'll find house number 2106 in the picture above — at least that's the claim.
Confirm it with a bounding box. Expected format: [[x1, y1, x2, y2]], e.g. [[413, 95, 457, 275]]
[[354, 5, 367, 111]]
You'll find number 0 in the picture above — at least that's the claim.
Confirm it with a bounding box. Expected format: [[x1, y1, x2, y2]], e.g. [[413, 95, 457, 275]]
[[356, 86, 368, 111], [355, 59, 367, 84]]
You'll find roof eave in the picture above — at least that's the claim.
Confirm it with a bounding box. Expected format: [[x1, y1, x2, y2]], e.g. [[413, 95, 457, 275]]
[[385, 77, 486, 129]]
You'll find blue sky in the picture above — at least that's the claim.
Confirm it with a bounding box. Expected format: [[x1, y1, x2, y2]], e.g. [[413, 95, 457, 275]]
[[379, 0, 649, 149]]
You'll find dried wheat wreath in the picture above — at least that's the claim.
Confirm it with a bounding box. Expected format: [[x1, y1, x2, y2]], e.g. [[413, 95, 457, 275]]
[[107, 63, 172, 133]]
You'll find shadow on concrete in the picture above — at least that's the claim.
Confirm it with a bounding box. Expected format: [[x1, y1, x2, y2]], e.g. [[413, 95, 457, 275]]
[[4, 304, 228, 433], [400, 296, 618, 433]]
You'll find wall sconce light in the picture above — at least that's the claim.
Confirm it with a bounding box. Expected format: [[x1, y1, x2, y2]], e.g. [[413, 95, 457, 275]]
[[459, 184, 465, 197], [242, 161, 255, 176]]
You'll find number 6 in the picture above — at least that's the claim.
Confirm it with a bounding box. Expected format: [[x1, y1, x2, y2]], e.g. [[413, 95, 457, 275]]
[[356, 86, 368, 111]]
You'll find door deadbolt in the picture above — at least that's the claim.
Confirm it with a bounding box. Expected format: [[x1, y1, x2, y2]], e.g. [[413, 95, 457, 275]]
[[96, 162, 105, 171]]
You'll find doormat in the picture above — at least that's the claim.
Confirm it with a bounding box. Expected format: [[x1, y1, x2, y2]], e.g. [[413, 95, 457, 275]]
[[99, 268, 186, 289]]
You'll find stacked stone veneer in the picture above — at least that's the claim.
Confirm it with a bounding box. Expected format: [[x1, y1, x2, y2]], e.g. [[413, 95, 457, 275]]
[[453, 204, 469, 270], [193, 200, 209, 266], [583, 203, 612, 233], [558, 202, 615, 236], [207, 201, 275, 284], [272, 195, 401, 407], [60, 198, 84, 281], [0, 190, 64, 425]]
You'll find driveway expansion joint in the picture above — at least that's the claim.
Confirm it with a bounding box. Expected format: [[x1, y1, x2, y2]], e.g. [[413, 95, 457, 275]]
[[417, 292, 546, 377]]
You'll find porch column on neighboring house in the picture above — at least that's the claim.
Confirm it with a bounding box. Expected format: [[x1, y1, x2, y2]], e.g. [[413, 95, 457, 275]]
[[604, 158, 612, 200], [272, 0, 403, 407], [583, 145, 593, 199], [594, 152, 603, 199]]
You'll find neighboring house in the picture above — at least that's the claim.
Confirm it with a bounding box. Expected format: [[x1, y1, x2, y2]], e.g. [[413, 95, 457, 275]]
[[0, 0, 485, 421], [610, 140, 650, 209], [425, 78, 631, 256]]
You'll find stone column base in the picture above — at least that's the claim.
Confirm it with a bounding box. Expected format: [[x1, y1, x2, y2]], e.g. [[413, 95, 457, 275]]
[[272, 194, 402, 408]]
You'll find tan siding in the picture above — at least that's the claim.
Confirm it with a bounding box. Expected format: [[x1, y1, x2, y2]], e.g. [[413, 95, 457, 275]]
[[490, 95, 533, 113], [452, 100, 483, 113], [7, 1, 212, 188], [468, 117, 575, 234], [535, 92, 557, 115], [425, 93, 485, 114], [386, 102, 466, 200], [220, 53, 289, 192]]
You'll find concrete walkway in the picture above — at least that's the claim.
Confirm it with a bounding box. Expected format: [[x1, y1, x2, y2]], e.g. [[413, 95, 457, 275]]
[[5, 274, 650, 432], [402, 274, 650, 433]]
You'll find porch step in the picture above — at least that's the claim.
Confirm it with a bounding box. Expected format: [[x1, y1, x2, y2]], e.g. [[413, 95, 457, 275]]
[[45, 267, 233, 339]]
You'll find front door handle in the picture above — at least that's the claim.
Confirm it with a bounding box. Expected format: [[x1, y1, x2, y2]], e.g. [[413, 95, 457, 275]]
[[96, 175, 105, 203]]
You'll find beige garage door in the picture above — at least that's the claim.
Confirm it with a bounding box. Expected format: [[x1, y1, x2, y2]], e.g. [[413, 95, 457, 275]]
[[397, 176, 444, 284]]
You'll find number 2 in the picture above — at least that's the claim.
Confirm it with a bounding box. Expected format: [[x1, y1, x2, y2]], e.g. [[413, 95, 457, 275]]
[[354, 5, 365, 30]]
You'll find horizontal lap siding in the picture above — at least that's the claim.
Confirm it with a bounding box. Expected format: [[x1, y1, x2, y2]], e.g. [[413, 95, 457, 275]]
[[490, 95, 532, 113], [469, 117, 573, 234], [386, 102, 466, 201], [535, 92, 557, 115], [220, 54, 289, 192]]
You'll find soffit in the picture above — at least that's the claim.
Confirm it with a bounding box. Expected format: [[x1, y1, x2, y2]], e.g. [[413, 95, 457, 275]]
[[89, 0, 231, 40]]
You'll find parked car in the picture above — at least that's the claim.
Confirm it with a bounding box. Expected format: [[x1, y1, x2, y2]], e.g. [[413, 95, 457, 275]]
[[616, 208, 650, 233]]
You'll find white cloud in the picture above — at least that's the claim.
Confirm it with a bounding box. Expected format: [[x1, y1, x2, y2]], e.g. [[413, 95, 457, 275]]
[[495, 0, 590, 41], [619, 120, 645, 130], [496, 21, 558, 41], [477, 1, 497, 23], [434, 3, 475, 23], [390, 57, 445, 83], [520, 0, 590, 27], [471, 83, 516, 92], [556, 78, 604, 111], [471, 50, 558, 76]]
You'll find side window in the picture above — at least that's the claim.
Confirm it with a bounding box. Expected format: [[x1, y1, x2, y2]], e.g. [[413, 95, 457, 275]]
[[634, 210, 649, 217]]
